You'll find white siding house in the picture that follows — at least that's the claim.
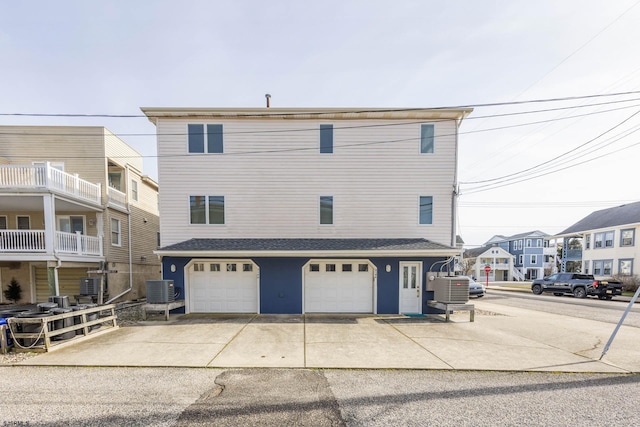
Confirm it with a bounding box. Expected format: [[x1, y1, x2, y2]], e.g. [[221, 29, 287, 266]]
[[144, 107, 472, 315]]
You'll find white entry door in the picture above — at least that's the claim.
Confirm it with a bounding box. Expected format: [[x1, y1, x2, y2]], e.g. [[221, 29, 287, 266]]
[[399, 262, 422, 314]]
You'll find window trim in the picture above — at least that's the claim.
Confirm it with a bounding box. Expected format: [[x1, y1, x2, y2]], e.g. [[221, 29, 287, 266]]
[[518, 254, 523, 265], [619, 258, 634, 276], [189, 195, 226, 225], [320, 195, 333, 225], [187, 123, 224, 154], [530, 254, 537, 265], [419, 196, 433, 225], [131, 179, 138, 202], [420, 123, 435, 154], [0, 215, 7, 230], [585, 234, 590, 249], [110, 217, 121, 247], [16, 215, 30, 230], [620, 228, 635, 247], [319, 124, 333, 154]]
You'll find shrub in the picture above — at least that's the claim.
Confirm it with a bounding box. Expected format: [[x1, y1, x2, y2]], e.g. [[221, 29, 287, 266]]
[[612, 274, 639, 293], [3, 277, 22, 304]]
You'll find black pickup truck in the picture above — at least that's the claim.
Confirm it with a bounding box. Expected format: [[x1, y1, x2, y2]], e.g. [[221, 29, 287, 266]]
[[531, 273, 623, 299]]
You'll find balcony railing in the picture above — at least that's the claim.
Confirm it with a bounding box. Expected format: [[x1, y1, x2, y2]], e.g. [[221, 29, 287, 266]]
[[0, 163, 101, 205], [56, 231, 103, 256], [0, 230, 46, 252], [107, 186, 127, 209], [543, 247, 557, 255], [0, 230, 102, 257]]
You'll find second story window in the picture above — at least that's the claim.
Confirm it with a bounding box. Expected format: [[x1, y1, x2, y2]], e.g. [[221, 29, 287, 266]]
[[420, 124, 434, 153], [585, 234, 590, 249], [595, 231, 614, 248], [320, 124, 333, 154], [621, 229, 635, 247], [110, 218, 121, 246], [131, 180, 138, 202], [419, 196, 433, 225], [320, 196, 333, 224], [188, 124, 224, 154], [190, 196, 225, 225]]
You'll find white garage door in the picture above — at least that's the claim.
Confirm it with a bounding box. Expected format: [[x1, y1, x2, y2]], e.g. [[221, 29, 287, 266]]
[[189, 260, 258, 313], [304, 260, 374, 313]]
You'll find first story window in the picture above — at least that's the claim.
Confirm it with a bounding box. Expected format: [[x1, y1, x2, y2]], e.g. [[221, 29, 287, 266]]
[[584, 260, 590, 274], [190, 196, 225, 225], [320, 196, 333, 225], [593, 260, 613, 276], [419, 196, 433, 224], [0, 216, 6, 229], [188, 124, 224, 153], [619, 259, 633, 275], [110, 218, 121, 246], [420, 124, 434, 153]]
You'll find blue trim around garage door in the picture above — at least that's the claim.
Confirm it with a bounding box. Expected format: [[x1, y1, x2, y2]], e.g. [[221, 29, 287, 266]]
[[161, 255, 451, 314]]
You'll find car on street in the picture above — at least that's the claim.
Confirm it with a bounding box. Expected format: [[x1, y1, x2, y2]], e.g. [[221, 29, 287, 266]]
[[468, 277, 485, 298]]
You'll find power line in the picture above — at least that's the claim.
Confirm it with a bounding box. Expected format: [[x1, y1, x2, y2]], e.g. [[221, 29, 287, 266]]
[[2, 90, 640, 120]]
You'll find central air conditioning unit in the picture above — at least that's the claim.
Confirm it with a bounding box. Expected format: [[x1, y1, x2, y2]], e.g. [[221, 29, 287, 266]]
[[146, 280, 175, 304], [430, 276, 470, 303], [80, 277, 102, 296]]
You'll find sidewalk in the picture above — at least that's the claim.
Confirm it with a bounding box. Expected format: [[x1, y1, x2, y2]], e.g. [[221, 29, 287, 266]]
[[13, 299, 640, 373]]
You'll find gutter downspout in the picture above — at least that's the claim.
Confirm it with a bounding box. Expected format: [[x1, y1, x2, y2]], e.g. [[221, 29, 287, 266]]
[[106, 166, 133, 304]]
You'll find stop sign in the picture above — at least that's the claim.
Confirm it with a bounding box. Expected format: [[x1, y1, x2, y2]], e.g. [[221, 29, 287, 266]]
[[484, 265, 491, 273]]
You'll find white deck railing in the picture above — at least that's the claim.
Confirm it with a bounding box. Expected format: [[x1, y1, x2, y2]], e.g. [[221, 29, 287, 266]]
[[0, 230, 102, 256], [0, 163, 101, 205], [107, 186, 127, 208], [0, 230, 46, 252], [56, 231, 103, 256]]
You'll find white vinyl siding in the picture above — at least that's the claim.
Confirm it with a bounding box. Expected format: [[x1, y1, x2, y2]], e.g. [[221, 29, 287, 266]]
[[156, 118, 459, 246]]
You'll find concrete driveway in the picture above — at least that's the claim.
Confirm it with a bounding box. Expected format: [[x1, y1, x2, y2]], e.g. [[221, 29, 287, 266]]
[[15, 299, 640, 373]]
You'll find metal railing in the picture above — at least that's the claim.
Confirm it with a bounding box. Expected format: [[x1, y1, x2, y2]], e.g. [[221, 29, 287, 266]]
[[0, 163, 101, 205]]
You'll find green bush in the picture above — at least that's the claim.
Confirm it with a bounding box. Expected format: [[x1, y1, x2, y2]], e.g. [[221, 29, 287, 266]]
[[3, 277, 22, 304]]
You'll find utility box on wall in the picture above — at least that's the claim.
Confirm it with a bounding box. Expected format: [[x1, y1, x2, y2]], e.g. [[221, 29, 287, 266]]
[[428, 276, 470, 303]]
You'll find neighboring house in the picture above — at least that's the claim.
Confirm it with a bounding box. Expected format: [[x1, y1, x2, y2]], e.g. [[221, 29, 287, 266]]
[[481, 230, 555, 280], [463, 245, 515, 282], [143, 106, 472, 315], [0, 126, 160, 304], [555, 202, 640, 277]]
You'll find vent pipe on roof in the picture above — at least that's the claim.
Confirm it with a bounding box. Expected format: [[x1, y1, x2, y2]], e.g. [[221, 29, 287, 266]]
[[265, 93, 271, 108]]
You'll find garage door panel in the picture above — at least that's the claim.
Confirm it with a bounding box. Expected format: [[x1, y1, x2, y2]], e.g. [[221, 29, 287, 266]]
[[304, 261, 374, 313], [188, 261, 258, 313]]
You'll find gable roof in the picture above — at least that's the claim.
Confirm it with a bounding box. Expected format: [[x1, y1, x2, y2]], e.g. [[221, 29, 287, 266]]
[[464, 244, 514, 259], [156, 238, 458, 256], [483, 230, 549, 246], [558, 201, 640, 236]]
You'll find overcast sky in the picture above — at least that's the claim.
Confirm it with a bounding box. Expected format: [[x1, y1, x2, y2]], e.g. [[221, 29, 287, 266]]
[[1, 1, 639, 247]]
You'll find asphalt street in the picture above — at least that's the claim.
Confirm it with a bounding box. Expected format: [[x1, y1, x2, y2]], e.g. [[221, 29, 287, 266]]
[[1, 367, 639, 426]]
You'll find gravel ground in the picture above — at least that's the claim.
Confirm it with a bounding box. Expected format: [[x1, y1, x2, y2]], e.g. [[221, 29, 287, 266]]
[[0, 302, 144, 365]]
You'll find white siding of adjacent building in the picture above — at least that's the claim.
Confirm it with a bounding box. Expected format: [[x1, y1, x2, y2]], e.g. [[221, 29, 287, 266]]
[[583, 225, 640, 275], [156, 117, 460, 247]]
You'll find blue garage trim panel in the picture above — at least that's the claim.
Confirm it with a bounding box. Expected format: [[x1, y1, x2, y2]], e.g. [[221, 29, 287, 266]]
[[162, 255, 451, 315]]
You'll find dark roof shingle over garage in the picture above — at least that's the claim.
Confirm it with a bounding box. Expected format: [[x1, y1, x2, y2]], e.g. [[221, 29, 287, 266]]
[[159, 238, 454, 253]]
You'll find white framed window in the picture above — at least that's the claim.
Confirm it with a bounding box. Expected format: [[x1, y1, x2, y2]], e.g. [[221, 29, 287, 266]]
[[320, 124, 333, 153], [619, 259, 633, 276], [227, 263, 237, 272], [518, 240, 523, 250], [420, 124, 435, 154], [57, 215, 85, 234], [210, 263, 221, 272], [193, 263, 204, 272], [419, 196, 433, 225], [17, 216, 30, 230], [585, 234, 591, 249], [526, 239, 532, 247], [603, 260, 613, 275], [530, 255, 537, 264], [584, 260, 590, 274], [518, 255, 523, 265], [131, 179, 138, 202], [604, 231, 614, 248], [190, 196, 225, 225], [593, 260, 603, 275], [0, 216, 7, 229], [188, 124, 223, 153], [620, 229, 635, 247], [110, 218, 121, 246], [325, 264, 336, 272], [320, 196, 333, 225], [310, 264, 320, 272], [594, 233, 604, 248]]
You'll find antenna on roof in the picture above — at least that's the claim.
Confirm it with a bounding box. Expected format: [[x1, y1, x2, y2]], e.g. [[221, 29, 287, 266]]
[[265, 94, 271, 108]]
